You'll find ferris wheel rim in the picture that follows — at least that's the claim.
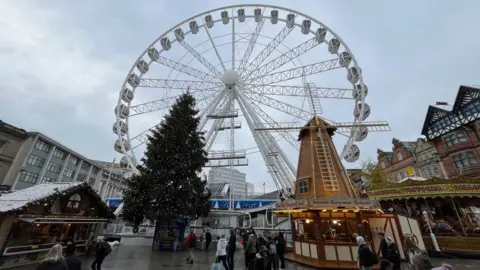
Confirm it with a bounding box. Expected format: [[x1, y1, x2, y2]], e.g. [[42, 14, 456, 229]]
[[115, 4, 368, 171]]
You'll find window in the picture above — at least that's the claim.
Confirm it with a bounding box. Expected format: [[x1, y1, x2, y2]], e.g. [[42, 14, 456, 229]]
[[81, 162, 90, 170], [399, 170, 408, 179], [88, 178, 96, 187], [18, 171, 39, 184], [396, 152, 403, 161], [47, 162, 62, 173], [68, 156, 79, 166], [27, 154, 46, 168], [0, 140, 6, 153], [42, 176, 55, 183], [77, 174, 87, 182], [381, 162, 386, 169], [92, 167, 100, 175], [63, 168, 75, 178], [67, 194, 81, 209], [298, 179, 309, 194], [433, 166, 440, 176], [34, 140, 51, 153], [444, 132, 469, 147], [453, 151, 479, 168], [53, 149, 66, 160]]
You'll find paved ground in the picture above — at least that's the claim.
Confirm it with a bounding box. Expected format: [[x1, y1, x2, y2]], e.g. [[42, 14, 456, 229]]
[[13, 245, 480, 269]]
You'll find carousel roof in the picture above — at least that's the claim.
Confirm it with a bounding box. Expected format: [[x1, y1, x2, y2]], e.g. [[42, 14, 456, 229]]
[[368, 176, 480, 200]]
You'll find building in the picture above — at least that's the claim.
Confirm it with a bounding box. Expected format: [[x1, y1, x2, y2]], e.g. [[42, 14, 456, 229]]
[[0, 121, 28, 186], [246, 182, 254, 196], [421, 85, 480, 179], [94, 160, 131, 199], [377, 138, 420, 182], [0, 121, 103, 190], [414, 138, 447, 178], [208, 167, 247, 198]]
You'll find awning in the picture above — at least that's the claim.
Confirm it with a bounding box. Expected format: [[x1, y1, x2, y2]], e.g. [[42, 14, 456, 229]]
[[18, 217, 108, 224], [104, 198, 123, 208]]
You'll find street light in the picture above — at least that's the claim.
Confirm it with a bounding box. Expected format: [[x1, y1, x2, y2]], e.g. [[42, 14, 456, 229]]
[[422, 210, 440, 252]]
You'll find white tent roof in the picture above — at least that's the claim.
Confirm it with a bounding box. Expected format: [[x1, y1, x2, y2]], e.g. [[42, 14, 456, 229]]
[[0, 183, 82, 212]]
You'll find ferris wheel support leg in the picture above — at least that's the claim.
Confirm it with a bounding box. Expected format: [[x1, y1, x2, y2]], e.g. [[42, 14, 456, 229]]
[[198, 88, 227, 130], [257, 134, 293, 191], [236, 95, 287, 192], [236, 89, 292, 191]]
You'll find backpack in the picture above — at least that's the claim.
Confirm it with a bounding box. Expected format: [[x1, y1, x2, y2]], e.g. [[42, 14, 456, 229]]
[[189, 234, 197, 248], [102, 242, 112, 256]]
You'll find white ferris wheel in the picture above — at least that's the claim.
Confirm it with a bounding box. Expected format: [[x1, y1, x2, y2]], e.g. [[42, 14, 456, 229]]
[[113, 4, 390, 194]]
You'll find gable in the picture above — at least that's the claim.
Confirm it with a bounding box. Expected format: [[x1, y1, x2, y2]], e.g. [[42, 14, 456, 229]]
[[421, 106, 450, 136], [452, 85, 480, 111]]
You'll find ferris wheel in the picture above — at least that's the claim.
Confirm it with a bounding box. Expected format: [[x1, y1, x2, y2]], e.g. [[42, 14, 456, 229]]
[[113, 4, 390, 193]]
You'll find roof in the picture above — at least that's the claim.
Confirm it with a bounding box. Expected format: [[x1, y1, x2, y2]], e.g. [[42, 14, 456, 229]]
[[421, 85, 480, 137], [207, 183, 229, 197], [0, 120, 28, 140], [298, 116, 336, 141], [0, 183, 83, 212], [392, 138, 416, 153], [0, 182, 114, 218]]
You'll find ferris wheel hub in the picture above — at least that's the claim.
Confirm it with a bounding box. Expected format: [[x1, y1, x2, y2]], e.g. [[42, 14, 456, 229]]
[[220, 69, 239, 86]]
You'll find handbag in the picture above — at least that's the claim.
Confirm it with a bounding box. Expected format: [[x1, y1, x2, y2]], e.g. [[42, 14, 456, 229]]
[[211, 262, 222, 270]]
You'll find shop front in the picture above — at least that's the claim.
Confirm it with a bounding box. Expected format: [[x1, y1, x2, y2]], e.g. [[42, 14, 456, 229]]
[[0, 183, 113, 269]]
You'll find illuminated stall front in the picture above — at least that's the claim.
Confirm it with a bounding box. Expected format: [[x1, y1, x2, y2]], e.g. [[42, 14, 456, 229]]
[[276, 117, 423, 269], [0, 183, 113, 268]]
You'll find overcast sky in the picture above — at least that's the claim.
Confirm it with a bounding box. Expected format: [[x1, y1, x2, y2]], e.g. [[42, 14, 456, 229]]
[[1, 1, 479, 192]]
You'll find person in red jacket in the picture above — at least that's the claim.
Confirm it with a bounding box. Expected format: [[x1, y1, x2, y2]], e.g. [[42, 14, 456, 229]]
[[184, 229, 197, 264]]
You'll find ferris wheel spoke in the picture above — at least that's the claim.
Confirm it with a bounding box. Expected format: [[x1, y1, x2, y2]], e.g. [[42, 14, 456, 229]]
[[249, 58, 341, 85], [239, 26, 294, 77], [139, 78, 222, 91], [203, 26, 227, 72], [243, 37, 319, 81], [237, 91, 299, 149], [155, 55, 219, 82], [129, 91, 217, 117], [243, 91, 311, 121], [242, 83, 354, 98], [236, 16, 266, 74], [178, 39, 222, 77]]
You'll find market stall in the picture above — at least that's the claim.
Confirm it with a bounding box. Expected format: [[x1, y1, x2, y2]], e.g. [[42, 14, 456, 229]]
[[0, 182, 113, 269]]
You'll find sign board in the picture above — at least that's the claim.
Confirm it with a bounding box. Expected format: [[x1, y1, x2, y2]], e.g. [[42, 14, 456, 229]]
[[406, 167, 415, 177], [275, 196, 379, 210]]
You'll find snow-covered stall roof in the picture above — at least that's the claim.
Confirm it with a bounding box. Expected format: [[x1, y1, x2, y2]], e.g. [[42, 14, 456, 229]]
[[0, 182, 83, 213]]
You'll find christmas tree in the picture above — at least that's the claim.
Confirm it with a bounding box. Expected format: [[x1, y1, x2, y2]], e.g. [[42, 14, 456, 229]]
[[122, 92, 211, 227]]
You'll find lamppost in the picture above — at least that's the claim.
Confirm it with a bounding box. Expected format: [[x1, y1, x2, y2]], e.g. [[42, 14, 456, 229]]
[[422, 210, 440, 252]]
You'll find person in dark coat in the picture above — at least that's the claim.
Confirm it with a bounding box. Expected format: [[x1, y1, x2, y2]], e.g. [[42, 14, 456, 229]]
[[91, 239, 112, 270], [380, 259, 393, 270], [64, 242, 81, 270], [252, 246, 269, 270], [35, 244, 67, 270], [356, 236, 378, 270], [227, 228, 236, 269], [379, 232, 388, 259], [383, 236, 401, 270], [275, 232, 286, 270], [205, 229, 212, 251]]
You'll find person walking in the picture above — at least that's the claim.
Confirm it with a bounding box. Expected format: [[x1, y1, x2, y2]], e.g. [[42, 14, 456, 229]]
[[267, 236, 279, 270], [64, 242, 81, 270], [245, 233, 257, 268], [275, 232, 286, 270], [184, 229, 197, 264], [252, 246, 270, 270], [227, 228, 236, 269], [91, 238, 112, 270], [35, 244, 67, 270], [382, 236, 401, 270], [216, 234, 230, 270], [205, 229, 212, 251], [200, 229, 206, 250], [356, 236, 378, 270]]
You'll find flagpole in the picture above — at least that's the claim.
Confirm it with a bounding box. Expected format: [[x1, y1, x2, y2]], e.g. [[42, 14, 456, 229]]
[[102, 157, 116, 200]]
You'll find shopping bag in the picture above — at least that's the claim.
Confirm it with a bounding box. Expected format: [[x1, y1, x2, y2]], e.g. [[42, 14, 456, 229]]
[[211, 262, 222, 270]]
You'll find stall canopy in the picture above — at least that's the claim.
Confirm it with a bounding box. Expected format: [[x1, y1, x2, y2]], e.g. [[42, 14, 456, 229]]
[[0, 182, 114, 218]]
